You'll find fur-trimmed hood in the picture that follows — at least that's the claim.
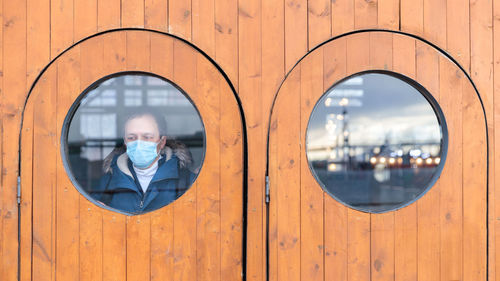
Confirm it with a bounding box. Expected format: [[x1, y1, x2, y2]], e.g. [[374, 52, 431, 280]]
[[102, 140, 193, 177]]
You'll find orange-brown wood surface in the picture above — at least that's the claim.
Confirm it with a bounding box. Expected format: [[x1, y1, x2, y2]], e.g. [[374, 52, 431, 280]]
[[268, 31, 487, 281], [0, 0, 497, 280]]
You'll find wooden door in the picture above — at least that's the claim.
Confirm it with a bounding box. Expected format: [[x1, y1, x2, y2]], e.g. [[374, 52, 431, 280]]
[[268, 31, 487, 281], [20, 30, 244, 281]]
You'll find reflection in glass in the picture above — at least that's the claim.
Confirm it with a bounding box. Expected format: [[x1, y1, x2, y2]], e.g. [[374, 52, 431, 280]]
[[306, 73, 445, 213], [65, 74, 205, 214]]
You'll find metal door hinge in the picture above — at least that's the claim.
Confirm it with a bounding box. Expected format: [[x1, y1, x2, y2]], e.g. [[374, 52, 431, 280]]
[[265, 176, 270, 204], [17, 176, 21, 205]]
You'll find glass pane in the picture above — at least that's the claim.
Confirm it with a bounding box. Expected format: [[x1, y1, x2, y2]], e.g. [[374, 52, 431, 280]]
[[306, 72, 446, 213], [64, 74, 205, 214]]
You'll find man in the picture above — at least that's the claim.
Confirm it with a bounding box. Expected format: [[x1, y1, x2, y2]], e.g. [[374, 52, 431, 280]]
[[92, 110, 195, 214]]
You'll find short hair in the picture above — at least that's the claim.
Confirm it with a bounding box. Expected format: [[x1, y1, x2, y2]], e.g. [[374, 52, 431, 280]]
[[122, 108, 168, 137]]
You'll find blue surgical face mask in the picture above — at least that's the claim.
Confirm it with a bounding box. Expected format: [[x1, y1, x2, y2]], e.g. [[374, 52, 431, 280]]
[[126, 140, 159, 169]]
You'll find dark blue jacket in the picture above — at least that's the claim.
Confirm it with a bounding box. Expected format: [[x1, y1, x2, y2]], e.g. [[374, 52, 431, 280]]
[[91, 148, 195, 214]]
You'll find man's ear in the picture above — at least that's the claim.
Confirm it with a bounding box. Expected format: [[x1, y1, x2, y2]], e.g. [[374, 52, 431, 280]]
[[157, 136, 167, 151]]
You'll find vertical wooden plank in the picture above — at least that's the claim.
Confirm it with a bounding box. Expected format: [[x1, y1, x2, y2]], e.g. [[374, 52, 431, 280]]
[[446, 0, 470, 71], [423, 0, 446, 48], [51, 0, 73, 57], [416, 41, 440, 281], [169, 0, 192, 40], [192, 0, 215, 56], [462, 75, 487, 281], [494, 1, 500, 279], [276, 67, 301, 281], [285, 0, 307, 71], [354, 0, 377, 29], [238, 0, 263, 280], [400, 0, 423, 35], [300, 50, 324, 281], [149, 33, 174, 281], [125, 30, 152, 281], [369, 32, 394, 281], [377, 0, 398, 29], [3, 0, 26, 279], [308, 0, 331, 49], [439, 56, 463, 281], [323, 38, 347, 281], [55, 48, 81, 281], [195, 56, 221, 281], [145, 0, 168, 31], [74, 0, 97, 41], [172, 40, 197, 281], [101, 32, 127, 281], [220, 70, 244, 280], [27, 0, 50, 91], [215, 0, 238, 89], [122, 0, 145, 27], [346, 33, 370, 281], [98, 0, 121, 31], [79, 38, 104, 281], [20, 99, 33, 281], [32, 65, 57, 281], [393, 34, 417, 281], [331, 0, 354, 37]]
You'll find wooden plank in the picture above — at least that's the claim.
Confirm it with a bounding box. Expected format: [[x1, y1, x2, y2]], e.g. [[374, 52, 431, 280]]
[[97, 0, 120, 31], [462, 73, 487, 281], [331, 0, 354, 37], [51, 0, 73, 57], [55, 48, 81, 281], [393, 34, 417, 281], [172, 40, 197, 281], [145, 0, 168, 30], [300, 49, 324, 281], [369, 31, 394, 281], [308, 0, 331, 49], [195, 54, 221, 281], [354, 0, 377, 29], [423, 0, 446, 48], [446, 0, 470, 71], [268, 100, 279, 281], [377, 0, 398, 29], [101, 31, 127, 281], [32, 65, 57, 281], [168, 0, 191, 40], [400, 0, 423, 35], [494, 1, 500, 279], [192, 0, 215, 56], [416, 40, 440, 281], [122, 0, 145, 27], [276, 67, 301, 281], [3, 0, 27, 279], [323, 38, 347, 281], [215, 0, 239, 89], [220, 69, 244, 280], [126, 30, 151, 71], [27, 0, 50, 91], [238, 1, 263, 280], [74, 0, 97, 42], [79, 38, 104, 281], [285, 0, 307, 72], [346, 32, 370, 281], [438, 56, 463, 281]]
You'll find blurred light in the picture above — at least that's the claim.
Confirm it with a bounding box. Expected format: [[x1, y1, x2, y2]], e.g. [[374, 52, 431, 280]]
[[373, 147, 381, 154], [325, 98, 332, 106], [416, 158, 423, 165], [389, 157, 396, 165], [397, 150, 403, 156], [434, 157, 441, 164], [339, 98, 349, 106], [379, 157, 386, 164], [425, 158, 433, 165], [397, 157, 403, 164], [328, 163, 337, 171], [337, 115, 344, 121], [409, 149, 422, 157], [343, 131, 349, 136], [370, 157, 377, 164]]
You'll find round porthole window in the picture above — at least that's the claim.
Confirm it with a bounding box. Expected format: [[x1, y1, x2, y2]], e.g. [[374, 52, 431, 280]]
[[306, 71, 447, 213], [62, 73, 205, 215]]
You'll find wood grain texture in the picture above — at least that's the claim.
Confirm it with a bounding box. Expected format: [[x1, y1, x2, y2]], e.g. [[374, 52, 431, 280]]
[[145, 0, 168, 30], [308, 0, 331, 49], [122, 0, 145, 27]]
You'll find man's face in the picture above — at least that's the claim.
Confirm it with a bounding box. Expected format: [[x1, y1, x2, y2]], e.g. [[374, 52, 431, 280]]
[[124, 114, 167, 150]]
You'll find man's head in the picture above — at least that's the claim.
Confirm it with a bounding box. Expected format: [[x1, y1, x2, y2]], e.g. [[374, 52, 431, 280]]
[[123, 111, 167, 168]]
